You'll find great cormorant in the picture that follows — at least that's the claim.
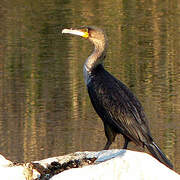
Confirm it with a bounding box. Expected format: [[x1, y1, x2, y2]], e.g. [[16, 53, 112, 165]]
[[62, 26, 173, 169]]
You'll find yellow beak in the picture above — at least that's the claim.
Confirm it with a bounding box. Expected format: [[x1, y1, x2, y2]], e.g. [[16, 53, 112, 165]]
[[62, 29, 89, 38]]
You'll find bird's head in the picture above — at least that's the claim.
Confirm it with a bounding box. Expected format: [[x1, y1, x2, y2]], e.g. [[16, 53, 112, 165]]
[[62, 26, 107, 47]]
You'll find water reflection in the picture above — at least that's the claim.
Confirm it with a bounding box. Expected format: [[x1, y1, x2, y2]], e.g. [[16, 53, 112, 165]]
[[0, 0, 180, 172]]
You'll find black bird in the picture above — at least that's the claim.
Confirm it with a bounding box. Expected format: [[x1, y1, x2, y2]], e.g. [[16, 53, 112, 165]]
[[62, 26, 173, 169]]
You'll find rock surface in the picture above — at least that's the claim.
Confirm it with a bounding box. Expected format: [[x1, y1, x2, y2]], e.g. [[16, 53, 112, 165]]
[[51, 150, 180, 180], [0, 150, 179, 180]]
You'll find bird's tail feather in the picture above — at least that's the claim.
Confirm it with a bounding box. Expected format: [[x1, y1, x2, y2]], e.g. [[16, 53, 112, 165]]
[[146, 142, 173, 169]]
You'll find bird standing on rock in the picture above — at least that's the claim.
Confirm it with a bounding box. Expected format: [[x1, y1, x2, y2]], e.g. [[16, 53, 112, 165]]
[[62, 26, 173, 169]]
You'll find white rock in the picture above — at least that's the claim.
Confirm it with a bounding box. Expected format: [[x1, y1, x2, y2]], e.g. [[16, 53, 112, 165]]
[[0, 150, 179, 180], [0, 155, 39, 180], [0, 155, 25, 180], [0, 155, 12, 167], [51, 150, 180, 180]]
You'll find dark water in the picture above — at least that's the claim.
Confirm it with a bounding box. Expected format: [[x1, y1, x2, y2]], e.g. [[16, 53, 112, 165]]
[[0, 0, 180, 172]]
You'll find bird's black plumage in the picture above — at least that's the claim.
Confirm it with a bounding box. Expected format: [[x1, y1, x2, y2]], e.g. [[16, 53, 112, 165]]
[[87, 64, 152, 147], [87, 64, 173, 169], [62, 26, 173, 169]]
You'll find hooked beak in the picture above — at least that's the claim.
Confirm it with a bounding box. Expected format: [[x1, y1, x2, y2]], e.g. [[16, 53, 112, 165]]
[[62, 28, 89, 38]]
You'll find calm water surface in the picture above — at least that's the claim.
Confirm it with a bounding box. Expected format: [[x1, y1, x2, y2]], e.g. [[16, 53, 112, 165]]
[[0, 0, 180, 172]]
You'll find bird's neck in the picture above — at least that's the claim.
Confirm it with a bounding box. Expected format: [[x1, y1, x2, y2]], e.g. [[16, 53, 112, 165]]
[[83, 40, 106, 84], [84, 41, 106, 84]]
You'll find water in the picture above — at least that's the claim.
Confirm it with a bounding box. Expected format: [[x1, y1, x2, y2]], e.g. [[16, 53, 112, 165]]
[[0, 0, 180, 172]]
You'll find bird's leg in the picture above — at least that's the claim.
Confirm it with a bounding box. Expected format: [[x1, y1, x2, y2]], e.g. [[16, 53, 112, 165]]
[[103, 123, 117, 150], [123, 137, 130, 149], [103, 140, 112, 150]]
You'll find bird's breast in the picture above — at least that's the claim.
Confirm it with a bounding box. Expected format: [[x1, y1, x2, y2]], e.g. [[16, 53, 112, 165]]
[[83, 64, 92, 85]]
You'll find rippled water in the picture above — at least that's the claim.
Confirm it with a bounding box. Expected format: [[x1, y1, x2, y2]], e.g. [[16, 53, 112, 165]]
[[0, 0, 180, 172]]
